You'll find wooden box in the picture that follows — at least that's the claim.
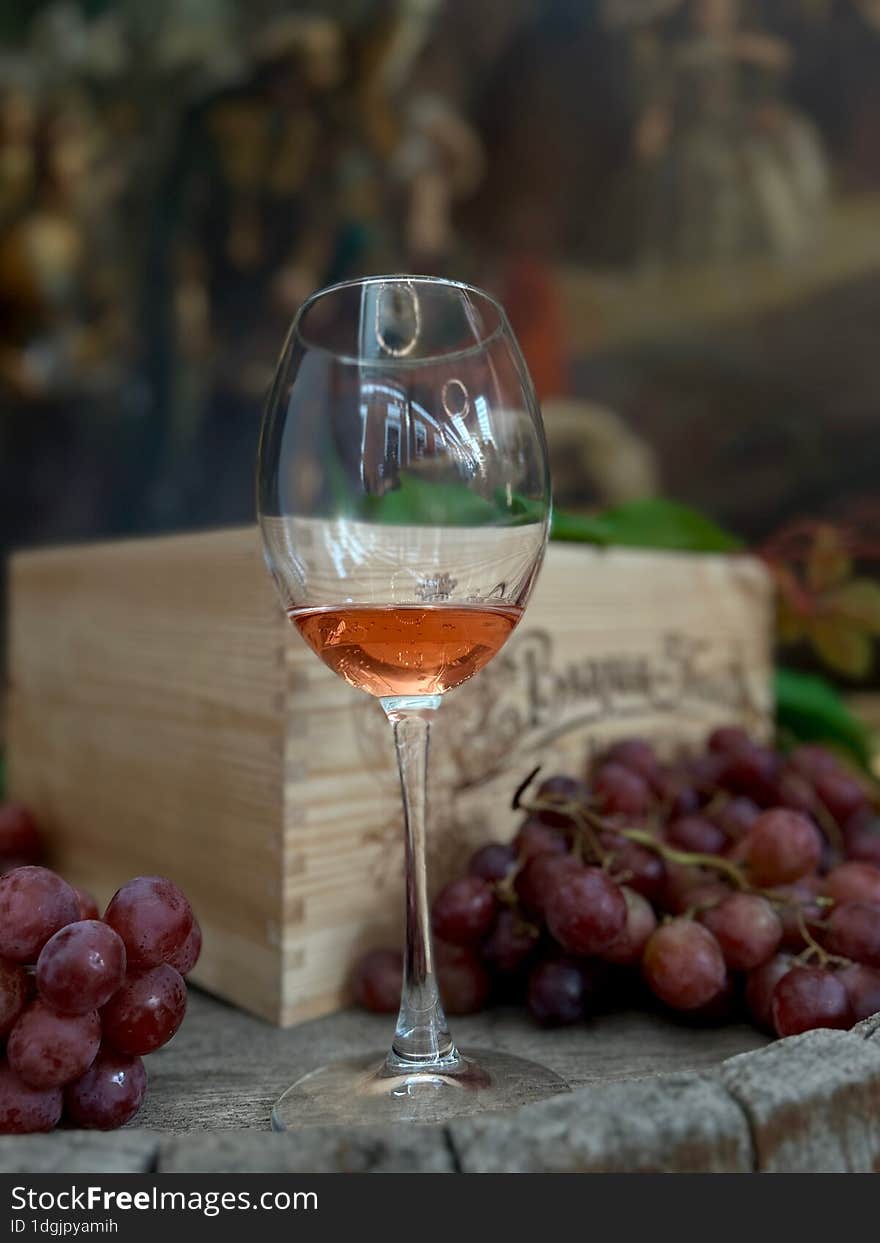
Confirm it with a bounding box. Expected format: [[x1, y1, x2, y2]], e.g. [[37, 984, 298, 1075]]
[[6, 529, 773, 1026]]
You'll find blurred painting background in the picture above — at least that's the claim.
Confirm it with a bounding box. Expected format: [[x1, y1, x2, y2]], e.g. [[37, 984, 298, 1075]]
[[2, 0, 880, 614]]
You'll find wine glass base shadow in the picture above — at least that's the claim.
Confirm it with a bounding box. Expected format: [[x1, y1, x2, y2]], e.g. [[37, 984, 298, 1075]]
[[271, 1049, 569, 1129]]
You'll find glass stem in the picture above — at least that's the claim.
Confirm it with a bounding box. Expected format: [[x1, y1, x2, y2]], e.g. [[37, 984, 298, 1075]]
[[381, 696, 457, 1069]]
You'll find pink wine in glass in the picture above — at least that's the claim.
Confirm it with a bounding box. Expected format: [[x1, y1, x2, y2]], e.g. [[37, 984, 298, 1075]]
[[290, 603, 521, 697]]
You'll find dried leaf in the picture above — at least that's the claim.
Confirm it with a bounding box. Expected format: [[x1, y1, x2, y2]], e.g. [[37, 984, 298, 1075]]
[[808, 618, 874, 679], [823, 578, 880, 636], [806, 525, 851, 592], [777, 597, 806, 643]]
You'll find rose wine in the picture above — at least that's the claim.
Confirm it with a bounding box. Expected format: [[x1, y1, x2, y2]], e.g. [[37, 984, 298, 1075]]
[[290, 604, 522, 698]]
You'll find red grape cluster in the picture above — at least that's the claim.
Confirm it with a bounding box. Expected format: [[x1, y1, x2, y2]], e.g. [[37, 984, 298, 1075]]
[[0, 850, 200, 1134], [354, 730, 880, 1040]]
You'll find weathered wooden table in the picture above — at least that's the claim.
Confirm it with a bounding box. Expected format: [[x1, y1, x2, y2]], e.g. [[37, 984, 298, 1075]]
[[3, 990, 880, 1174]]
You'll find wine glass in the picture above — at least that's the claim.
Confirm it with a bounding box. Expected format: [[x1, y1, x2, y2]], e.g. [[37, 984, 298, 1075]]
[[257, 275, 564, 1128]]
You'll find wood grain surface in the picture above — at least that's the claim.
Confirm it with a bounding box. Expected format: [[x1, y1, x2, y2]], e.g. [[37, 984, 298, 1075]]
[[3, 990, 880, 1173], [7, 530, 772, 1024]]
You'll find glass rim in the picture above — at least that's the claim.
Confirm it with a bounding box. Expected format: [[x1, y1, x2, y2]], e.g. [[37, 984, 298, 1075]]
[[291, 273, 509, 367]]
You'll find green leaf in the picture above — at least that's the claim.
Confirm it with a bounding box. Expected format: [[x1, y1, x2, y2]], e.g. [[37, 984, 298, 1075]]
[[551, 499, 742, 553], [548, 509, 613, 543], [362, 474, 506, 526], [774, 666, 871, 768]]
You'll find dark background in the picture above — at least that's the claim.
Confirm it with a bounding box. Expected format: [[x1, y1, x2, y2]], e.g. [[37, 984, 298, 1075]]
[[2, 0, 879, 565]]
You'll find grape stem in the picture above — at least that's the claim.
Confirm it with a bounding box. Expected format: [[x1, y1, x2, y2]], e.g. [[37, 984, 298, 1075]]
[[793, 907, 851, 969], [809, 798, 845, 858], [518, 796, 609, 866], [614, 826, 748, 890], [513, 776, 835, 933], [511, 766, 543, 811], [494, 872, 520, 907]]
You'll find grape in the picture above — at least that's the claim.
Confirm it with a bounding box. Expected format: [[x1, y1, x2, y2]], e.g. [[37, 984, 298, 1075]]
[[773, 771, 817, 815], [642, 920, 726, 1010], [707, 726, 751, 754], [546, 867, 627, 956], [826, 902, 880, 967], [713, 796, 760, 842], [745, 809, 821, 885], [481, 909, 538, 975], [813, 770, 867, 826], [771, 966, 851, 1036], [468, 843, 516, 883], [686, 753, 726, 793], [788, 744, 841, 782], [663, 782, 702, 819], [64, 1048, 147, 1130], [431, 877, 496, 946], [666, 815, 726, 856], [36, 921, 127, 1015], [352, 949, 401, 1013], [699, 893, 782, 971], [515, 853, 581, 915], [513, 818, 567, 861], [533, 776, 589, 827], [602, 886, 657, 966], [774, 879, 825, 952], [601, 831, 666, 903], [0, 804, 41, 862], [0, 1061, 62, 1133], [845, 811, 880, 868], [838, 963, 880, 1023], [661, 862, 725, 914], [527, 959, 589, 1026], [0, 857, 33, 877], [603, 738, 661, 787], [654, 766, 701, 813], [595, 764, 651, 816], [73, 888, 100, 921], [101, 965, 187, 1056], [0, 960, 30, 1037], [745, 952, 795, 1032], [719, 744, 780, 804], [685, 882, 735, 913], [0, 867, 79, 964], [825, 862, 880, 907], [104, 876, 193, 969], [7, 1000, 100, 1089], [435, 942, 490, 1014], [723, 835, 751, 865], [166, 917, 202, 976], [688, 971, 739, 1024]]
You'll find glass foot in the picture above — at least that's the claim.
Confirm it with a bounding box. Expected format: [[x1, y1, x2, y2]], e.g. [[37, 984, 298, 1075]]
[[271, 1048, 569, 1129]]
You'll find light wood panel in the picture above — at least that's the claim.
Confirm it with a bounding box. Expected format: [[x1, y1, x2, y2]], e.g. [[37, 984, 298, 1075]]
[[6, 529, 773, 1025]]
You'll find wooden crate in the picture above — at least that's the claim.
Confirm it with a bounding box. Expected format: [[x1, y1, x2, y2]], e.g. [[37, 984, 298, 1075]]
[[6, 529, 773, 1026]]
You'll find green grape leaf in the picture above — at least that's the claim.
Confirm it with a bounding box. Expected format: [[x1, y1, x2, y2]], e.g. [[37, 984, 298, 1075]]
[[551, 499, 741, 553], [362, 474, 506, 526], [548, 509, 611, 543], [775, 666, 871, 768]]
